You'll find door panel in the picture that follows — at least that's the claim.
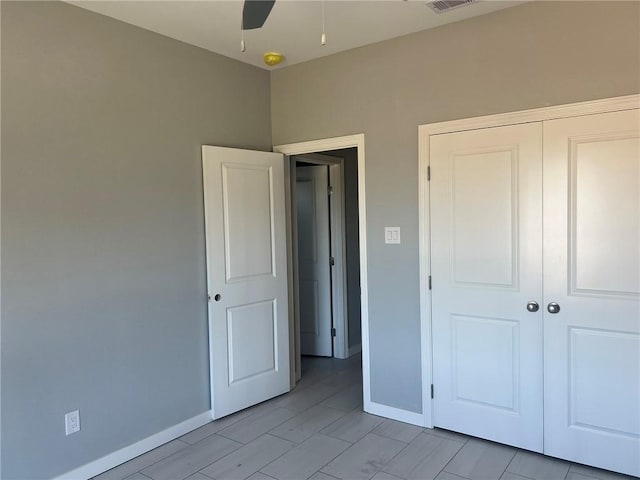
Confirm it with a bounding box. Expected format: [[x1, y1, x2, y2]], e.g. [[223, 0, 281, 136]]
[[451, 147, 517, 287], [223, 165, 275, 281], [571, 136, 640, 295], [430, 122, 543, 452], [543, 109, 640, 476], [451, 315, 519, 411], [568, 328, 639, 435], [227, 300, 276, 384], [296, 165, 332, 357], [203, 146, 289, 419]]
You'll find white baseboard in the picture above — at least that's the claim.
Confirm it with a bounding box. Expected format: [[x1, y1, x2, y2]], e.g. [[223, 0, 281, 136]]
[[347, 343, 362, 357], [52, 411, 212, 480], [365, 400, 426, 427]]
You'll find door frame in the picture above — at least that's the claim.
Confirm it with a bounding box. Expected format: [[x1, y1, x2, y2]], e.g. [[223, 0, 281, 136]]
[[273, 135, 370, 400], [292, 154, 349, 361], [418, 94, 640, 429]]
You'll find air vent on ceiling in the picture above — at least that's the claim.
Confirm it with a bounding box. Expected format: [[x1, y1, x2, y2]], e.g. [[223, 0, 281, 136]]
[[426, 0, 477, 14]]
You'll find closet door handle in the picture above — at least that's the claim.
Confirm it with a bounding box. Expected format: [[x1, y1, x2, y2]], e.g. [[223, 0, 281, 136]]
[[526, 301, 539, 312], [547, 302, 560, 314]]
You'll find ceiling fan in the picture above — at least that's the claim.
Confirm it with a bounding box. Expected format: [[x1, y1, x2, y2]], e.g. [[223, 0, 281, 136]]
[[240, 0, 326, 65], [242, 0, 276, 30], [240, 0, 281, 64]]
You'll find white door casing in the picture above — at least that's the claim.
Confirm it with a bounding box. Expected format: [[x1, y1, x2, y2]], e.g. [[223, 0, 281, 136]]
[[202, 145, 290, 419], [430, 123, 544, 452], [542, 109, 640, 476], [296, 165, 333, 357], [274, 135, 405, 424]]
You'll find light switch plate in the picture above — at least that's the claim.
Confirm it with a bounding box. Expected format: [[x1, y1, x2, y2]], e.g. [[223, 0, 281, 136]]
[[385, 227, 401, 244]]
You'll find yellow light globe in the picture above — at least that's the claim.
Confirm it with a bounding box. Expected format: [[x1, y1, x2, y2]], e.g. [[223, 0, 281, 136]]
[[264, 52, 284, 67]]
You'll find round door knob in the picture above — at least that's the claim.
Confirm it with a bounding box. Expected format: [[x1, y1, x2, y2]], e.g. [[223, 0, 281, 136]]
[[526, 301, 539, 313], [547, 302, 560, 314], [214, 294, 222, 302]]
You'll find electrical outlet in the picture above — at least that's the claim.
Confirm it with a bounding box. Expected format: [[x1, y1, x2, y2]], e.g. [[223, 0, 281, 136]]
[[65, 410, 80, 435]]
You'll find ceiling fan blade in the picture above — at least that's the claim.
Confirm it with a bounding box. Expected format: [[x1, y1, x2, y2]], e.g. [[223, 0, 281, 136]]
[[242, 0, 276, 30]]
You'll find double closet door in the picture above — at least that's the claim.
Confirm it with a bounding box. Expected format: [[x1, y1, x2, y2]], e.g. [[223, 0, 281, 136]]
[[430, 109, 639, 476]]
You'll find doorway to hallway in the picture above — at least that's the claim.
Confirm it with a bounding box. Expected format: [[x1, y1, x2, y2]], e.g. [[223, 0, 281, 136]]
[[290, 149, 362, 397]]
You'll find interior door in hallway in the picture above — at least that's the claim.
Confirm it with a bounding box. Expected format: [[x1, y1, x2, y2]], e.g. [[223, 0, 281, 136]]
[[430, 122, 544, 452], [542, 109, 640, 477], [202, 145, 290, 419], [296, 165, 333, 357]]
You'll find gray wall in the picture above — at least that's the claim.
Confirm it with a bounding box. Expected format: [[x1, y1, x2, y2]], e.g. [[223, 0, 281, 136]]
[[2, 1, 640, 477], [271, 1, 640, 413], [1, 2, 271, 478]]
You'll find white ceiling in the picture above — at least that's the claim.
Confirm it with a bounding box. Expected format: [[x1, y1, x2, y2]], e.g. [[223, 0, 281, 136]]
[[67, 0, 527, 70]]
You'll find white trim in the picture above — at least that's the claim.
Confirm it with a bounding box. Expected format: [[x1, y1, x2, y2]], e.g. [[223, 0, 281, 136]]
[[275, 135, 366, 156], [367, 401, 426, 427], [51, 411, 212, 480], [274, 134, 373, 412], [418, 123, 434, 429], [420, 94, 639, 137], [418, 94, 640, 434], [348, 343, 362, 358]]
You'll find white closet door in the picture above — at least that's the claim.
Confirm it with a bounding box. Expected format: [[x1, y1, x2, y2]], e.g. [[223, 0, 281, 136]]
[[430, 122, 544, 452], [543, 109, 640, 477]]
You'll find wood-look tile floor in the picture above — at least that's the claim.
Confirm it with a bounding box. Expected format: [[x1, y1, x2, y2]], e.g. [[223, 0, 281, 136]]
[[94, 355, 635, 480]]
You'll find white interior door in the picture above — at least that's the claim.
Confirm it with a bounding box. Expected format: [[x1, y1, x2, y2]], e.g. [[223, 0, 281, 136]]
[[542, 109, 640, 476], [296, 165, 333, 357], [202, 145, 290, 419], [430, 123, 544, 452]]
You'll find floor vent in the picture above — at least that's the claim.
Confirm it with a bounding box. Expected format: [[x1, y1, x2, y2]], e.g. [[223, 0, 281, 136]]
[[426, 0, 477, 14]]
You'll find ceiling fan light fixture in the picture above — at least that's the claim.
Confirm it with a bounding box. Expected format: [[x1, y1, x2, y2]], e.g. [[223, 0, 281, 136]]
[[264, 51, 284, 66]]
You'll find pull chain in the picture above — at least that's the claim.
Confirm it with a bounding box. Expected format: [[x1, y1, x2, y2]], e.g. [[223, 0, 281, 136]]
[[240, 7, 246, 52], [321, 0, 327, 45]]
